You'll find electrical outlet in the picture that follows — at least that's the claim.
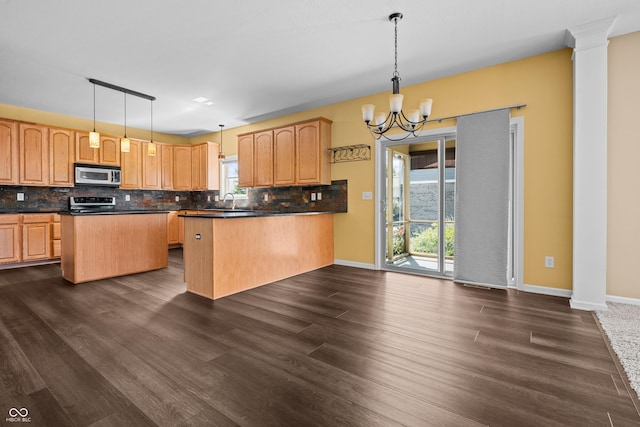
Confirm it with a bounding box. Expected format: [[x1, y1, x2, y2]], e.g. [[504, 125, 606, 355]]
[[214, 195, 219, 202], [125, 194, 130, 201], [175, 196, 180, 202], [264, 194, 269, 202], [207, 195, 211, 202], [311, 192, 316, 201], [545, 256, 555, 268], [317, 192, 322, 201], [16, 193, 24, 201]]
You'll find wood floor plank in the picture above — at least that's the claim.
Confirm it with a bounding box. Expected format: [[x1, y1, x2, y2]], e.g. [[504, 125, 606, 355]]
[[0, 250, 637, 426]]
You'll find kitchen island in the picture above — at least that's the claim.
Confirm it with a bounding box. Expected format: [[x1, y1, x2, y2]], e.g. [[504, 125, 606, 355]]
[[61, 211, 168, 284], [181, 211, 334, 299]]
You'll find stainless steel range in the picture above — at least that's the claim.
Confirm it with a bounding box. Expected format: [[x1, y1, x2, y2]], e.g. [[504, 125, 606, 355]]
[[69, 196, 116, 214]]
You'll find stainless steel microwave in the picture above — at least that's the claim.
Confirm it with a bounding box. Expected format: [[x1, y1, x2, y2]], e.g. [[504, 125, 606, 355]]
[[74, 163, 121, 186]]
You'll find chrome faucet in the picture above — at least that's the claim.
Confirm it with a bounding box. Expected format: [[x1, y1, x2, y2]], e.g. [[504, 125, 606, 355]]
[[222, 192, 236, 210]]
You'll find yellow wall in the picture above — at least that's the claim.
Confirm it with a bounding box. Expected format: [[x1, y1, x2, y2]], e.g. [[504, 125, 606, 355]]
[[194, 49, 575, 289], [607, 31, 640, 299], [0, 104, 190, 145]]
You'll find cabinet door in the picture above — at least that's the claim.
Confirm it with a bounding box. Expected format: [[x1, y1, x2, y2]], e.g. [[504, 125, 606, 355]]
[[49, 128, 75, 187], [75, 132, 99, 164], [121, 139, 142, 189], [237, 134, 254, 188], [254, 130, 273, 187], [160, 143, 173, 189], [100, 136, 120, 166], [0, 120, 19, 185], [142, 141, 161, 189], [274, 126, 295, 186], [0, 216, 20, 263], [204, 142, 220, 190], [191, 145, 201, 190], [295, 120, 331, 185], [173, 146, 192, 190], [19, 123, 49, 185], [22, 222, 50, 261], [167, 211, 180, 245]]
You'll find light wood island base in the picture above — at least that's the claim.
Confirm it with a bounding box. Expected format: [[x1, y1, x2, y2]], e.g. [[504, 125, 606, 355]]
[[61, 213, 168, 284], [183, 213, 334, 299]]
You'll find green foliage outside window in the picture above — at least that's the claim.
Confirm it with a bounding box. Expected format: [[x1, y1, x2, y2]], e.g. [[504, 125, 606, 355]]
[[410, 221, 455, 257]]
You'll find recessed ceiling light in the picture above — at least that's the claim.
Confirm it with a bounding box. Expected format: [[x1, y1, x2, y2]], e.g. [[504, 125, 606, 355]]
[[192, 96, 208, 103], [205, 101, 214, 106]]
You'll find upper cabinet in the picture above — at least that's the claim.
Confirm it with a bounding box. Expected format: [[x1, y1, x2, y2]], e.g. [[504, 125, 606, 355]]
[[49, 128, 75, 187], [120, 139, 142, 189], [76, 132, 121, 166], [19, 123, 49, 186], [237, 118, 332, 188], [254, 131, 274, 187], [141, 141, 161, 189], [0, 119, 19, 185], [191, 142, 220, 191], [295, 119, 332, 185], [237, 134, 254, 188], [160, 143, 173, 190], [173, 145, 192, 190], [273, 126, 295, 186]]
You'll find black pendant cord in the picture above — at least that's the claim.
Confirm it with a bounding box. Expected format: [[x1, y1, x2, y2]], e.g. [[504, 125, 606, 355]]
[[123, 93, 127, 138], [92, 83, 97, 132]]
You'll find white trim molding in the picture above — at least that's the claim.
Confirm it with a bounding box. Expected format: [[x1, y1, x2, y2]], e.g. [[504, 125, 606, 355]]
[[606, 295, 640, 306], [521, 284, 572, 299], [333, 259, 377, 270]]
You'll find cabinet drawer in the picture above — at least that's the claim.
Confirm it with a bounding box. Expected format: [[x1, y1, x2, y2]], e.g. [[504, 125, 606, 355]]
[[52, 214, 61, 222], [22, 214, 52, 223], [0, 214, 20, 225], [51, 222, 61, 239]]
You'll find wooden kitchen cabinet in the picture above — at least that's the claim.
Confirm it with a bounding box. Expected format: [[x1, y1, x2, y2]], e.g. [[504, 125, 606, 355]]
[[0, 215, 21, 264], [173, 145, 192, 190], [160, 143, 173, 189], [49, 127, 75, 187], [75, 132, 99, 164], [237, 118, 331, 188], [0, 119, 19, 185], [274, 126, 295, 186], [142, 141, 161, 189], [237, 134, 254, 188], [75, 132, 121, 166], [254, 131, 274, 187], [167, 211, 180, 245], [100, 136, 120, 166], [191, 142, 220, 191], [19, 123, 49, 185], [120, 139, 142, 189], [51, 214, 61, 258], [22, 214, 51, 261], [295, 118, 332, 185]]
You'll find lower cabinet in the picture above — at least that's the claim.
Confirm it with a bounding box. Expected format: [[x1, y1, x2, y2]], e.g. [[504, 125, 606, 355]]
[[0, 214, 61, 264], [167, 211, 181, 245]]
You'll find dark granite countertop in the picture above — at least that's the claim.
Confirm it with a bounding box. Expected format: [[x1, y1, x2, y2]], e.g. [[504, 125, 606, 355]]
[[179, 210, 337, 219], [61, 210, 170, 216]]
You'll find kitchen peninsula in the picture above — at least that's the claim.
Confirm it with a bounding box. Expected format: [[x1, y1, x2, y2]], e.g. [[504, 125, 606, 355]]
[[61, 212, 168, 284], [181, 211, 333, 299]]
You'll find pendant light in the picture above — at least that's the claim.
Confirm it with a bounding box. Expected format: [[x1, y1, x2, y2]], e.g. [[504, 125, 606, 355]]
[[120, 92, 130, 153], [147, 100, 156, 156], [89, 82, 100, 148], [218, 124, 225, 160], [361, 12, 433, 141]]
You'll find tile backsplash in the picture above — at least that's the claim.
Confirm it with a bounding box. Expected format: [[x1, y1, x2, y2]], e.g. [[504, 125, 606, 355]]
[[0, 180, 348, 213]]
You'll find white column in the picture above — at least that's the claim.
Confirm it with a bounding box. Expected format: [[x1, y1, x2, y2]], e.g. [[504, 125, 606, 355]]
[[566, 17, 616, 311]]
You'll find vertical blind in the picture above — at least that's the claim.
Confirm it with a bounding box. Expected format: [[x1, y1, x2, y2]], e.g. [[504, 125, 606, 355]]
[[454, 109, 510, 288]]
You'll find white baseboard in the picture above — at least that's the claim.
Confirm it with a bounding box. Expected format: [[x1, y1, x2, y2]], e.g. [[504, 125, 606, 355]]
[[606, 294, 640, 306], [521, 284, 572, 298], [333, 259, 377, 270]]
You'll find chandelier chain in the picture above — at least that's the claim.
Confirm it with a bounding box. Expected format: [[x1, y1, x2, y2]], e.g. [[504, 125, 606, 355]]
[[393, 17, 399, 78]]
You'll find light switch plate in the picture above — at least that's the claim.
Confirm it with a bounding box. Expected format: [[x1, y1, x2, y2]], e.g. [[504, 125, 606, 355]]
[[317, 192, 322, 201], [16, 193, 24, 201], [125, 195, 130, 201], [175, 196, 180, 202], [362, 191, 373, 200], [311, 192, 316, 201], [264, 194, 268, 202]]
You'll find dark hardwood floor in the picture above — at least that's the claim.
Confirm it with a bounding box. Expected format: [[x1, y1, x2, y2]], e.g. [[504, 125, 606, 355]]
[[1, 249, 638, 426]]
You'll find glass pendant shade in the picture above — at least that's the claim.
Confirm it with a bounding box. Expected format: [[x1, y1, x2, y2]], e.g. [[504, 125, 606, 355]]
[[374, 112, 387, 127], [389, 94, 404, 113], [120, 137, 130, 153], [361, 104, 375, 123], [89, 131, 100, 148], [419, 99, 433, 117], [147, 141, 156, 156]]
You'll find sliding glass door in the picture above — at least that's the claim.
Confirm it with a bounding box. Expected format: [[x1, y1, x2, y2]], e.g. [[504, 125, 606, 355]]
[[383, 135, 456, 276]]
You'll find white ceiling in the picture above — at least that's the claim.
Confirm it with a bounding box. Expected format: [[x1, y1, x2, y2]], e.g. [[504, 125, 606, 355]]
[[1, 0, 640, 137]]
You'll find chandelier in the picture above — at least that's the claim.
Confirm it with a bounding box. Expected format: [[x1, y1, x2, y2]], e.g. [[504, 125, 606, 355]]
[[361, 12, 433, 141]]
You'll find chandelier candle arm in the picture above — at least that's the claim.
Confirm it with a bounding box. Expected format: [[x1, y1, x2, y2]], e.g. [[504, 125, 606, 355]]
[[360, 12, 434, 141]]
